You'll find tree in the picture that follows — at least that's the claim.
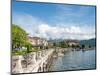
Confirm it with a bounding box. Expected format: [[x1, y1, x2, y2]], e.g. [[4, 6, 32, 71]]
[[59, 41, 66, 48], [81, 44, 85, 49], [53, 42, 56, 47], [89, 45, 91, 48], [71, 44, 75, 48], [76, 45, 80, 48], [25, 42, 33, 53], [12, 24, 28, 50]]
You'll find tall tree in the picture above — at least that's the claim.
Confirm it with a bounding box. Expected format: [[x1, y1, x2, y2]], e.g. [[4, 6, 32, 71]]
[[12, 24, 28, 50]]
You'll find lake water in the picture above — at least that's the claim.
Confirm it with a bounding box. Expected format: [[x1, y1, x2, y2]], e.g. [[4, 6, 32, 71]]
[[49, 50, 96, 71]]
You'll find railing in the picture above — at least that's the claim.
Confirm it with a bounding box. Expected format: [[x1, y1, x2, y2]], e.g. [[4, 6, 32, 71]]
[[12, 49, 54, 74]]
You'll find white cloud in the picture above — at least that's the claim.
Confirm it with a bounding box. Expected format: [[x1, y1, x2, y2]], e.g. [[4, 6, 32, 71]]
[[37, 24, 95, 40], [12, 13, 44, 36], [12, 13, 95, 40]]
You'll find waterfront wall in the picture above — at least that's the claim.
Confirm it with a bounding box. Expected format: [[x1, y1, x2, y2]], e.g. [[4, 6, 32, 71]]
[[12, 49, 54, 74]]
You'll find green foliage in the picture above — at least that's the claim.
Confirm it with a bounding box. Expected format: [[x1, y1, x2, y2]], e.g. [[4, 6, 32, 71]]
[[71, 44, 80, 48], [33, 47, 40, 52], [12, 50, 27, 55], [59, 41, 67, 48], [12, 24, 35, 55], [80, 38, 96, 47], [71, 44, 75, 48], [81, 44, 85, 49], [53, 42, 56, 47], [25, 42, 33, 53], [45, 46, 48, 49], [89, 45, 91, 48], [76, 45, 80, 48], [12, 24, 28, 49]]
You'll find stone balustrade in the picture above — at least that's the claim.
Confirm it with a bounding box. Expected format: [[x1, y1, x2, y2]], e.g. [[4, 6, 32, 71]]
[[12, 55, 24, 73], [12, 49, 54, 74], [30, 52, 37, 64]]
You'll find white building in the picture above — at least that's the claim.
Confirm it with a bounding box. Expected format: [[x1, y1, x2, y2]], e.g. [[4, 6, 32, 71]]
[[28, 37, 48, 48]]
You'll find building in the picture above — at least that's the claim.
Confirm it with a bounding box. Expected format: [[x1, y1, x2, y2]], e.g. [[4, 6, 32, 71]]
[[40, 38, 48, 47], [28, 36, 48, 49], [28, 37, 41, 46], [65, 40, 79, 46]]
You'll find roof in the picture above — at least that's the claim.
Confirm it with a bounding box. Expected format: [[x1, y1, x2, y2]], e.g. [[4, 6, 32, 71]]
[[65, 40, 79, 43]]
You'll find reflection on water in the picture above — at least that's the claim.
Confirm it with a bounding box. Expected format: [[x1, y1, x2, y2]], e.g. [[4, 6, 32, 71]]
[[49, 50, 96, 71]]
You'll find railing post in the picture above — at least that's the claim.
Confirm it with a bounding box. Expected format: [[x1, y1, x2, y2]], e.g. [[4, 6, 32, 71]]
[[38, 51, 42, 59], [12, 55, 23, 73], [31, 52, 36, 64]]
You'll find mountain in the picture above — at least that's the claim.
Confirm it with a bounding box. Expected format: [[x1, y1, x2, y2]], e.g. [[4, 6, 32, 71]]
[[48, 39, 64, 43], [80, 38, 96, 46]]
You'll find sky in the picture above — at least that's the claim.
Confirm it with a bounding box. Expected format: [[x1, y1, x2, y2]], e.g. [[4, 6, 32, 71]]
[[12, 0, 96, 40]]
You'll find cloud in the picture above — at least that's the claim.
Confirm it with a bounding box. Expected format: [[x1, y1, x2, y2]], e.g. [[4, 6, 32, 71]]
[[52, 5, 95, 26], [37, 24, 95, 40], [12, 13, 95, 40], [56, 4, 94, 17], [12, 13, 44, 36]]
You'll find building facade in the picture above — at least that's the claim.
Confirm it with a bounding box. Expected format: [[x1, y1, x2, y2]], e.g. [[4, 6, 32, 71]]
[[65, 40, 79, 46], [28, 36, 48, 49]]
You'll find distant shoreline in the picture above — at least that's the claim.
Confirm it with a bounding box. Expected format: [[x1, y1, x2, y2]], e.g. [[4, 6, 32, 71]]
[[54, 47, 96, 52]]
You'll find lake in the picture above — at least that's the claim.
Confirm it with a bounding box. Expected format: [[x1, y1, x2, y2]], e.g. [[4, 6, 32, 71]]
[[49, 50, 96, 71]]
